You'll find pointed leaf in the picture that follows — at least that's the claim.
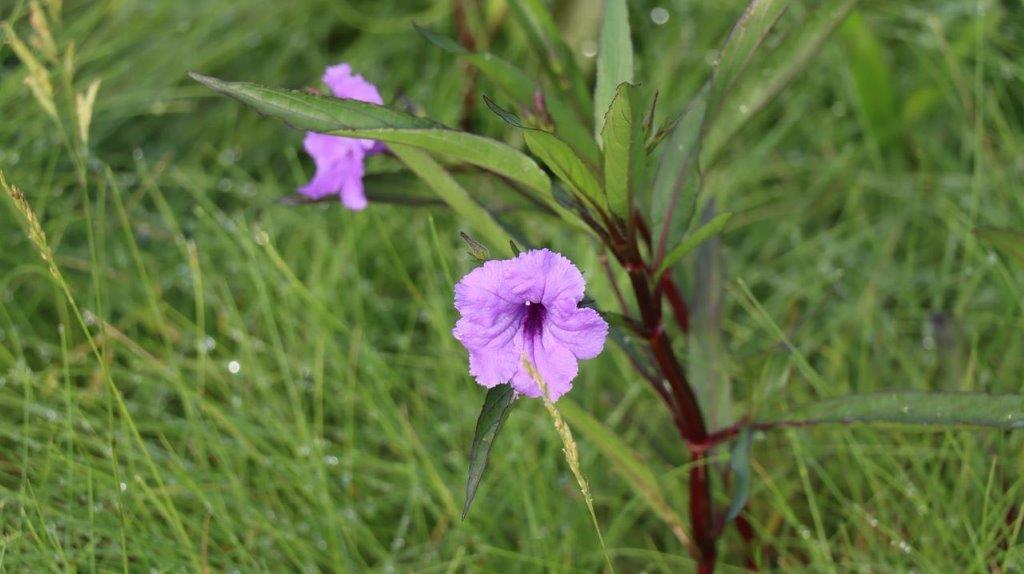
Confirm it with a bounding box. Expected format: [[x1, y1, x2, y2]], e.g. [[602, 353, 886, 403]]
[[650, 90, 707, 264], [594, 0, 634, 141], [413, 23, 469, 55], [463, 385, 516, 519], [707, 0, 790, 122], [524, 129, 606, 213], [655, 211, 733, 278], [189, 73, 550, 198], [602, 83, 645, 221], [763, 392, 1024, 429]]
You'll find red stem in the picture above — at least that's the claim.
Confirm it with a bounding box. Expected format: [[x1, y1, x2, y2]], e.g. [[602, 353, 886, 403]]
[[662, 274, 691, 333], [615, 234, 717, 570]]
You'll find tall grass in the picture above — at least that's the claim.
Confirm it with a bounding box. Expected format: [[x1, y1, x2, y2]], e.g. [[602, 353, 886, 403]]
[[2, 0, 1022, 571]]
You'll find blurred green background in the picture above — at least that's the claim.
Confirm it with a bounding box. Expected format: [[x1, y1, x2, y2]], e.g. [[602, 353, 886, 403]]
[[2, 0, 1023, 571]]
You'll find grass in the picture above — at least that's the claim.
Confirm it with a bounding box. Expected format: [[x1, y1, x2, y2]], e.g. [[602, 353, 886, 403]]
[[2, 0, 1023, 571]]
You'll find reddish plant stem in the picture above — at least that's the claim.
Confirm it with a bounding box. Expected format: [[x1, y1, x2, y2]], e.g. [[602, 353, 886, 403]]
[[661, 274, 691, 334], [614, 235, 717, 571]]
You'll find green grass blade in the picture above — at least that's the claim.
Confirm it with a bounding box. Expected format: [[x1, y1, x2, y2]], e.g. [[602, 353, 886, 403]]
[[974, 228, 1024, 266], [462, 385, 516, 519], [189, 73, 551, 197], [594, 0, 633, 141], [558, 398, 694, 553], [840, 10, 901, 161], [655, 211, 732, 279], [703, 0, 860, 168]]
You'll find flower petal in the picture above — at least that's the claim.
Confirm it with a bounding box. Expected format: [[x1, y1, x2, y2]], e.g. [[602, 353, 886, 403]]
[[511, 328, 579, 401], [338, 161, 368, 211], [546, 306, 608, 360], [505, 249, 586, 309], [323, 63, 384, 106], [453, 259, 526, 389]]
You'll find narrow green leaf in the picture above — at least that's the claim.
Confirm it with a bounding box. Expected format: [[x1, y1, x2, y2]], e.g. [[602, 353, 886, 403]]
[[463, 385, 516, 519], [650, 90, 707, 264], [601, 83, 645, 221], [765, 392, 1024, 429], [483, 94, 527, 128], [707, 0, 790, 121], [390, 144, 511, 255], [975, 228, 1024, 265], [686, 203, 733, 432], [703, 0, 859, 168], [655, 211, 733, 278], [524, 129, 606, 213], [189, 73, 550, 198], [507, 0, 592, 118], [558, 399, 694, 551], [840, 10, 901, 158], [725, 427, 753, 523], [594, 0, 633, 141], [413, 23, 469, 54]]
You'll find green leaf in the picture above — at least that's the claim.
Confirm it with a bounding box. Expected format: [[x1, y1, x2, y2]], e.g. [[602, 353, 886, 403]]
[[389, 144, 511, 255], [413, 23, 469, 55], [686, 203, 733, 431], [558, 399, 693, 550], [601, 83, 645, 221], [703, 0, 859, 168], [650, 90, 707, 264], [524, 129, 606, 213], [189, 73, 550, 198], [463, 385, 516, 519], [975, 228, 1024, 265], [725, 427, 753, 523], [764, 392, 1024, 429], [594, 0, 634, 141], [507, 0, 592, 118], [655, 211, 733, 278], [707, 0, 790, 122], [840, 10, 901, 159]]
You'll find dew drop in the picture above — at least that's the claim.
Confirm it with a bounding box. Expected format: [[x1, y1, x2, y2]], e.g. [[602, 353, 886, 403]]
[[650, 7, 670, 25]]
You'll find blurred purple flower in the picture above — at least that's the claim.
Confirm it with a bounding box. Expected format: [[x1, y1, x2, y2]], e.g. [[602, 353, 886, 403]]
[[453, 249, 608, 401], [298, 63, 384, 210]]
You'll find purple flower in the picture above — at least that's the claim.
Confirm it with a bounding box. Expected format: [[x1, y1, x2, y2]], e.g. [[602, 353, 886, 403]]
[[298, 63, 384, 210], [453, 249, 609, 401]]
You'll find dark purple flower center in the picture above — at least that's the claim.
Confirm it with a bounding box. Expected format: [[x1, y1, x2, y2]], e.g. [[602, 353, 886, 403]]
[[522, 301, 547, 337]]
